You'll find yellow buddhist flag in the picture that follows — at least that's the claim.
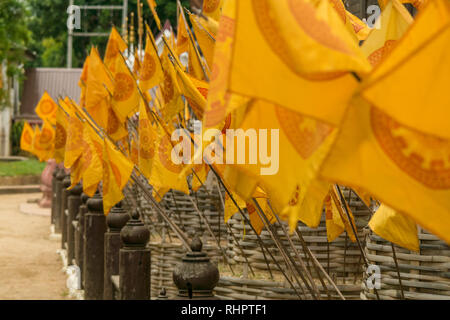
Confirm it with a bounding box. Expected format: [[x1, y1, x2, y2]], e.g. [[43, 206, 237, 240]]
[[86, 47, 113, 129], [106, 106, 129, 142], [38, 119, 55, 153], [53, 99, 69, 163], [220, 99, 337, 232], [362, 0, 413, 67], [35, 91, 57, 125], [138, 98, 157, 180], [149, 125, 189, 196], [20, 121, 34, 153], [31, 125, 46, 162], [320, 95, 450, 244], [202, 0, 223, 21], [64, 103, 84, 169], [111, 54, 140, 123], [147, 0, 161, 30], [369, 204, 420, 252], [325, 192, 345, 242], [245, 197, 277, 235], [104, 26, 128, 76], [159, 53, 184, 121], [176, 13, 189, 55], [79, 56, 90, 108], [189, 13, 215, 70], [102, 139, 134, 215], [130, 133, 139, 166], [174, 64, 209, 120], [81, 123, 104, 197], [204, 0, 370, 130], [188, 38, 207, 81], [362, 0, 450, 140], [133, 51, 142, 78], [346, 10, 371, 41], [139, 33, 164, 94]]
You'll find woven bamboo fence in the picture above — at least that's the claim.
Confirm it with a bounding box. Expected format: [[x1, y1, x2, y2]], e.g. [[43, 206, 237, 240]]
[[361, 229, 450, 300]]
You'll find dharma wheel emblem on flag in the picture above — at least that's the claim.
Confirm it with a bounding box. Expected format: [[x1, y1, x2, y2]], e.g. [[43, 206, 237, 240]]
[[203, 0, 221, 13], [161, 70, 175, 103], [105, 39, 119, 59], [252, 0, 350, 81], [113, 73, 135, 102], [275, 106, 333, 159], [371, 107, 450, 189], [23, 130, 32, 145], [140, 53, 157, 81], [55, 123, 67, 149], [39, 100, 56, 115], [139, 119, 155, 159], [107, 108, 120, 135], [159, 135, 182, 174]]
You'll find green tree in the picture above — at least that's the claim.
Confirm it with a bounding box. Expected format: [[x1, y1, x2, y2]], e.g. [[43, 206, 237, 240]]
[[0, 0, 30, 107], [26, 0, 190, 69]]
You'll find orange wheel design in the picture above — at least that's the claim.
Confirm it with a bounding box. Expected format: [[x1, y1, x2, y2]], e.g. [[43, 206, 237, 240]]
[[113, 72, 134, 102], [159, 135, 182, 174], [107, 109, 120, 135], [252, 0, 349, 81], [371, 107, 450, 189], [55, 123, 67, 149], [139, 119, 155, 159], [161, 70, 174, 104], [203, 0, 220, 13], [66, 120, 83, 151], [216, 16, 235, 42], [23, 131, 32, 145], [275, 106, 333, 159], [39, 100, 56, 115], [140, 53, 157, 81], [368, 40, 397, 67], [105, 39, 119, 60]]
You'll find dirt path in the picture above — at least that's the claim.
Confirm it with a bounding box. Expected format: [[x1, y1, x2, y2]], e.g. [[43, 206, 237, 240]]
[[0, 193, 69, 300]]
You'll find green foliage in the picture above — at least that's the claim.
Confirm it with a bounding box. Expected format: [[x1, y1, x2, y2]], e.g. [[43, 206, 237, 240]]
[[26, 0, 190, 69], [10, 120, 24, 156], [0, 0, 30, 107], [0, 158, 46, 177]]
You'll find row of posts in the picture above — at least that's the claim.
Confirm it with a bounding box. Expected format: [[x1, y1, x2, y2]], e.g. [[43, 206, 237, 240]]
[[50, 167, 220, 300]]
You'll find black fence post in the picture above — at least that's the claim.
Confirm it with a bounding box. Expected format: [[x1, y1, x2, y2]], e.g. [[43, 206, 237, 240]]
[[67, 183, 82, 266], [119, 208, 150, 300], [61, 175, 71, 250], [51, 167, 59, 226], [54, 169, 65, 233], [84, 192, 106, 300], [104, 202, 130, 300], [76, 193, 89, 289]]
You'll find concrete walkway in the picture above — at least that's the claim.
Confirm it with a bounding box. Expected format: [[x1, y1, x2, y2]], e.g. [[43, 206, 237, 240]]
[[0, 193, 69, 300]]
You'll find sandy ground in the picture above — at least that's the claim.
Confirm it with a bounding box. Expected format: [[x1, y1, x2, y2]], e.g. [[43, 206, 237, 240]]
[[0, 193, 69, 300]]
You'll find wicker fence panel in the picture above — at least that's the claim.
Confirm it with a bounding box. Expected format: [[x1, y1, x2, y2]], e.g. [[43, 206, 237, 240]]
[[361, 230, 450, 300]]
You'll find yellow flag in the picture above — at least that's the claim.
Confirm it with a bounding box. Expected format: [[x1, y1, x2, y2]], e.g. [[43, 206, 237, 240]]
[[149, 125, 189, 196], [102, 139, 134, 215], [188, 38, 207, 81], [320, 95, 450, 245], [369, 204, 420, 252], [104, 26, 128, 76], [346, 10, 371, 41], [220, 99, 337, 231], [189, 13, 215, 70], [86, 47, 113, 129], [82, 123, 104, 197], [139, 33, 164, 94], [35, 91, 57, 125], [64, 103, 84, 169], [176, 13, 189, 55], [20, 121, 34, 153], [362, 0, 413, 67], [54, 100, 69, 163], [174, 64, 209, 120], [147, 0, 161, 30], [79, 56, 90, 108], [204, 0, 369, 130], [31, 125, 47, 162], [362, 0, 450, 140], [160, 53, 184, 121], [38, 119, 55, 154], [107, 106, 129, 142], [138, 98, 157, 180], [325, 192, 345, 242], [111, 55, 140, 123], [202, 0, 223, 21], [133, 51, 142, 78]]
